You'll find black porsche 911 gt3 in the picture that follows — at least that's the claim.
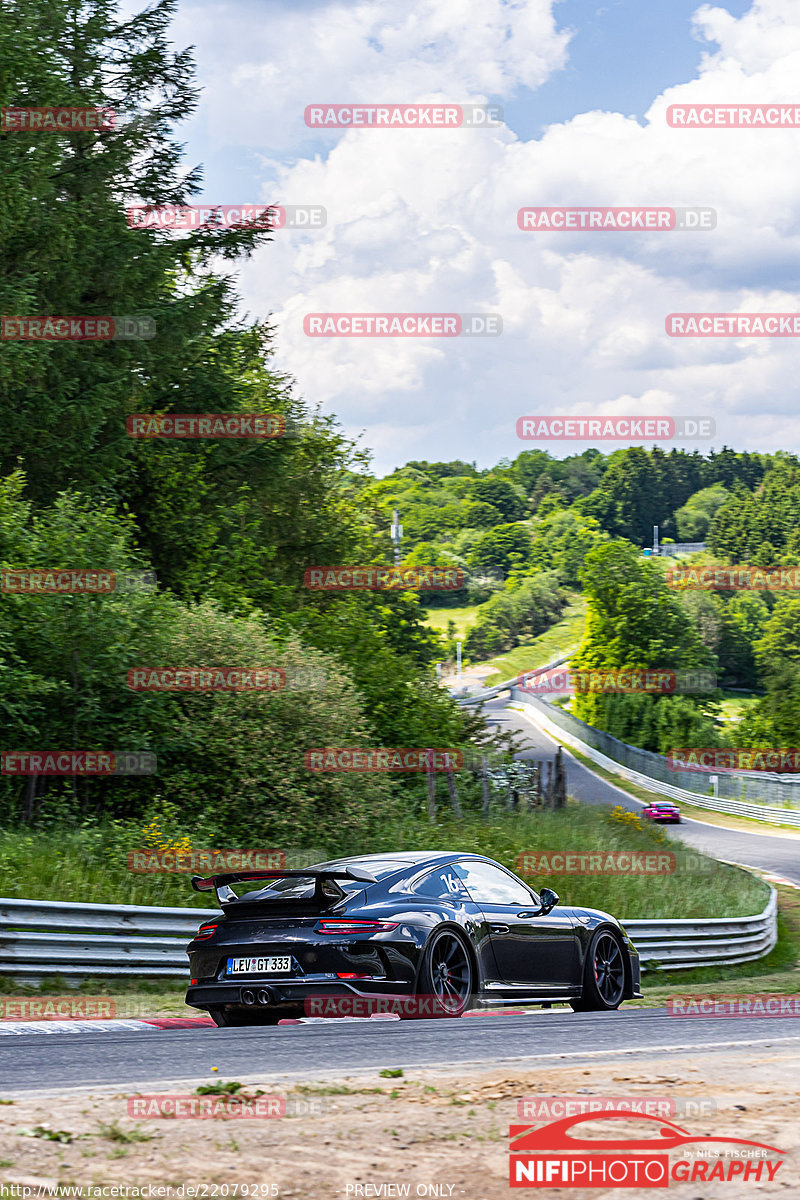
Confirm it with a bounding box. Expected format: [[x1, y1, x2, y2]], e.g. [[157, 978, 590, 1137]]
[[185, 852, 642, 1026]]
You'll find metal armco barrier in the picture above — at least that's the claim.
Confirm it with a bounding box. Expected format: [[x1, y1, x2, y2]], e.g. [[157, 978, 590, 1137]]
[[458, 658, 800, 810], [661, 542, 707, 555], [0, 886, 777, 984], [0, 897, 215, 984], [512, 692, 800, 827], [623, 889, 777, 970], [452, 654, 570, 704]]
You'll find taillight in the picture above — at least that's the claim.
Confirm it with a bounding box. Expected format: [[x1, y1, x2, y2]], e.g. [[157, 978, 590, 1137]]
[[336, 972, 375, 979], [193, 923, 218, 941], [316, 919, 398, 934]]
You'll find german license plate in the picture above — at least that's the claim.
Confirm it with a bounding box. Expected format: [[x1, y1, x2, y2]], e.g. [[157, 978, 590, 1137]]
[[226, 956, 292, 974]]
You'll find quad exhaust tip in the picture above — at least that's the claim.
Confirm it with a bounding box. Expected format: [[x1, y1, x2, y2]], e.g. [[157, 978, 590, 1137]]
[[240, 986, 274, 1006]]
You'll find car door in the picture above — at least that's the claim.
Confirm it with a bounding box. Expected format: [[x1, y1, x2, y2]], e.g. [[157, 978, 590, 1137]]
[[410, 863, 504, 985], [453, 859, 580, 990]]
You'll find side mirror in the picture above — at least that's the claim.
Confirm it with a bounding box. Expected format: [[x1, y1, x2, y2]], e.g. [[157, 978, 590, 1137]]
[[539, 888, 559, 914]]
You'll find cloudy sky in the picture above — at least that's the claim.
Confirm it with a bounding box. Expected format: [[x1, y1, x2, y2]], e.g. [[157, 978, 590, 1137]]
[[157, 0, 799, 474]]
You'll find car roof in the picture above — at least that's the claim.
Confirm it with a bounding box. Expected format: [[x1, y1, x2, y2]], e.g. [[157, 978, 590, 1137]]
[[313, 851, 470, 870], [326, 851, 461, 862]]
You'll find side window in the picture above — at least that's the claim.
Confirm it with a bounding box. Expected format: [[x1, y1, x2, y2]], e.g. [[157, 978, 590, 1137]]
[[454, 860, 535, 906], [413, 866, 470, 900]]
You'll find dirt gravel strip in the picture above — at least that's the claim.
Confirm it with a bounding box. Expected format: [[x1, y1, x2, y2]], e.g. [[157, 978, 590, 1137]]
[[1, 1042, 797, 1198]]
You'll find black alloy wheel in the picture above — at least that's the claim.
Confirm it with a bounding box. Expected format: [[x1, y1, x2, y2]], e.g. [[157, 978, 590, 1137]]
[[409, 928, 474, 1018], [570, 930, 626, 1012]]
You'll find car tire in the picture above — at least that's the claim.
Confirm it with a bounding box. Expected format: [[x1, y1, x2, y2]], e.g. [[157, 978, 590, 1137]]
[[208, 1006, 288, 1027], [570, 929, 626, 1012], [403, 927, 475, 1019]]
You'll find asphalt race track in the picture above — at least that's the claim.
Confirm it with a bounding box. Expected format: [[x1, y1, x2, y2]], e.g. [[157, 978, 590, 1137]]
[[487, 698, 800, 886], [4, 1008, 800, 1093], [4, 696, 798, 1095]]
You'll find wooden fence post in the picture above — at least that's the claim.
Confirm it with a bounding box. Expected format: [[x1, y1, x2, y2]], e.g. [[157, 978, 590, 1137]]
[[554, 746, 566, 808], [446, 769, 462, 818], [427, 762, 437, 822], [481, 756, 491, 817]]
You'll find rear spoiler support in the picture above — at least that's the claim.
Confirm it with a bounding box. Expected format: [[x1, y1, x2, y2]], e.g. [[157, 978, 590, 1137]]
[[190, 866, 377, 908]]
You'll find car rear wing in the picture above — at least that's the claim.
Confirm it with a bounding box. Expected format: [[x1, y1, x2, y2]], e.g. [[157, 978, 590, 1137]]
[[190, 866, 378, 908]]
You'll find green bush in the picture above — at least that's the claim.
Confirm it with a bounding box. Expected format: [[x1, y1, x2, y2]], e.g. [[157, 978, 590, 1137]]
[[464, 571, 566, 661]]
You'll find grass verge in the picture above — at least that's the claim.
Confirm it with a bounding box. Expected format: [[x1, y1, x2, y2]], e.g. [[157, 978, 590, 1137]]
[[0, 806, 768, 913], [481, 597, 587, 687], [419, 605, 480, 641], [628, 883, 800, 1003], [716, 688, 762, 729]]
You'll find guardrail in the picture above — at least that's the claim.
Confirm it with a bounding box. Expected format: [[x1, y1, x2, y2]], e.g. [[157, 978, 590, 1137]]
[[456, 657, 800, 812], [623, 889, 777, 971], [512, 693, 800, 828], [660, 542, 707, 555], [0, 897, 215, 984], [0, 887, 777, 984], [452, 654, 570, 704]]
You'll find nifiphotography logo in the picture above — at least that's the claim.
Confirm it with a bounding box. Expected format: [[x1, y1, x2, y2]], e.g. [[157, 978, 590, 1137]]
[[509, 1110, 785, 1187]]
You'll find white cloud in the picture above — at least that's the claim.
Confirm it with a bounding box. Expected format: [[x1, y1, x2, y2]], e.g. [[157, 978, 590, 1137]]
[[169, 0, 800, 471], [170, 0, 570, 152]]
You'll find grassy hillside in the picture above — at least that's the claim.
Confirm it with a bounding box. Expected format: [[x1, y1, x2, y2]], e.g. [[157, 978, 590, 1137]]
[[482, 597, 586, 686]]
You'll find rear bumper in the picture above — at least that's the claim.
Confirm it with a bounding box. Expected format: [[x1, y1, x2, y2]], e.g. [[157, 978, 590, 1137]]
[[186, 978, 415, 1014]]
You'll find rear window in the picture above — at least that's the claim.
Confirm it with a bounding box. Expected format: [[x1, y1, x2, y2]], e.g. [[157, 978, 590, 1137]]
[[239, 859, 413, 902], [310, 857, 415, 880]]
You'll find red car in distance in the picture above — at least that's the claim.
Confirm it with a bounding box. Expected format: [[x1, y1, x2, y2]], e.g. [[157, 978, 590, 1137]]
[[641, 801, 682, 824]]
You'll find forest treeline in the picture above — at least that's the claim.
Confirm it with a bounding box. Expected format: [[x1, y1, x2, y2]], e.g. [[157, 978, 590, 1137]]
[[2, 0, 798, 842]]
